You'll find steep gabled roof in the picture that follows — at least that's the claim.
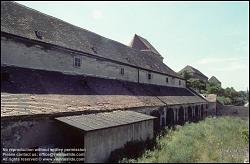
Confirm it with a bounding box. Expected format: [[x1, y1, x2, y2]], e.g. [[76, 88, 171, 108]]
[[129, 34, 160, 55], [209, 76, 221, 84], [178, 65, 208, 79], [1, 1, 180, 79]]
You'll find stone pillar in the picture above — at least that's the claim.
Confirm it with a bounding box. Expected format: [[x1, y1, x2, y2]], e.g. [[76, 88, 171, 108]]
[[183, 108, 185, 122], [185, 108, 188, 122], [164, 107, 167, 126], [192, 107, 195, 119], [174, 108, 178, 124], [176, 108, 179, 123], [173, 109, 176, 124]]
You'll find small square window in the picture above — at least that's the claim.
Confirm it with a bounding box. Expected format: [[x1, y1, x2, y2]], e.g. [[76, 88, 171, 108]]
[[73, 56, 81, 68], [35, 30, 43, 39], [148, 73, 152, 80], [166, 77, 168, 83], [120, 68, 124, 75]]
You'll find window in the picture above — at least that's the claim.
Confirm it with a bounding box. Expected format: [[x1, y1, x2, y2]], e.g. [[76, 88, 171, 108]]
[[91, 47, 97, 54], [179, 80, 181, 85], [35, 30, 43, 39], [166, 77, 169, 83], [148, 72, 152, 80], [73, 56, 81, 68], [120, 68, 124, 75]]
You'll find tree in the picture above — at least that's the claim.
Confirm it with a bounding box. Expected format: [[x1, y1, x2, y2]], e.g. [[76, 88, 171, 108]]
[[182, 71, 191, 80], [206, 81, 223, 96], [188, 78, 204, 93]]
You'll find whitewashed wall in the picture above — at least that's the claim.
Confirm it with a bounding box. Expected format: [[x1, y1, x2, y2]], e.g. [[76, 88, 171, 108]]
[[138, 69, 185, 87], [1, 36, 185, 87]]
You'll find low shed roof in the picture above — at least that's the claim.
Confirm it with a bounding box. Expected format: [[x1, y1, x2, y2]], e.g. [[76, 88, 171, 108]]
[[55, 110, 156, 132]]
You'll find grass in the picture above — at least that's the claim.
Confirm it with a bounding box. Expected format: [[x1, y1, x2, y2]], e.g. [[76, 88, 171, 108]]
[[119, 116, 249, 163]]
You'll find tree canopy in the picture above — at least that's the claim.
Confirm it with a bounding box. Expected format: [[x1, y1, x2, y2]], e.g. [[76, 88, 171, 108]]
[[181, 71, 248, 106]]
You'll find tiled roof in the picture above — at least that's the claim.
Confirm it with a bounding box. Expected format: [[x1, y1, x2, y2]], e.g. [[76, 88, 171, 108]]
[[1, 66, 207, 118], [209, 76, 221, 83], [178, 65, 208, 79], [1, 1, 180, 78], [129, 34, 161, 55], [55, 110, 156, 132]]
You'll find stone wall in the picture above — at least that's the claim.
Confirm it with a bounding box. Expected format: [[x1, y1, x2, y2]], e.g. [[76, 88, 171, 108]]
[[205, 102, 217, 116], [217, 105, 249, 120]]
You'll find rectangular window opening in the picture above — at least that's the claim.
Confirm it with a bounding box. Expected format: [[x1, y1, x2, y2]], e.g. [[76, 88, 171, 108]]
[[120, 68, 124, 75], [148, 73, 152, 80], [73, 56, 81, 68]]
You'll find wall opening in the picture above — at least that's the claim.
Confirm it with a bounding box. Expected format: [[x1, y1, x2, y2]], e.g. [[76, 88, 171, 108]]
[[166, 108, 174, 128], [195, 106, 199, 122], [148, 72, 152, 80], [201, 105, 204, 119], [120, 68, 124, 75], [188, 106, 193, 122], [150, 110, 160, 133], [73, 56, 81, 68], [178, 107, 185, 125]]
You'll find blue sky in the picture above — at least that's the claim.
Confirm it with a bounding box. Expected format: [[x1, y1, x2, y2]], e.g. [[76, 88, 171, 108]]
[[16, 1, 249, 91]]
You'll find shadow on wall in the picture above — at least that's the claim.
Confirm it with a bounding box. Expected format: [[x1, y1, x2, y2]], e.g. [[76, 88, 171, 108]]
[[1, 66, 194, 96], [108, 138, 155, 163]]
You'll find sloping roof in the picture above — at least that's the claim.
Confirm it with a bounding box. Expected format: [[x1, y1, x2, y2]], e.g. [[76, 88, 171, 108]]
[[55, 110, 156, 132], [129, 34, 161, 55], [1, 66, 207, 118], [209, 76, 221, 84], [178, 65, 208, 79], [1, 1, 180, 78]]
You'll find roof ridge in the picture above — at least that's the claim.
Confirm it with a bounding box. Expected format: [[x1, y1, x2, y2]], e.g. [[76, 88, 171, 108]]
[[1, 1, 181, 79]]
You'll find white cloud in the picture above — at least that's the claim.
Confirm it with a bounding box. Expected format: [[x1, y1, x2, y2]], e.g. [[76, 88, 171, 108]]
[[92, 9, 103, 20]]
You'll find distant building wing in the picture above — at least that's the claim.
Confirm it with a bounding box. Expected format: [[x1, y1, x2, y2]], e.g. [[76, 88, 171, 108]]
[[209, 76, 221, 84], [178, 65, 208, 80]]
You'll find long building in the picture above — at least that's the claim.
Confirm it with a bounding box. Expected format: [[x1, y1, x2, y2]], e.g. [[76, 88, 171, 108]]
[[1, 1, 209, 163], [179, 65, 209, 83]]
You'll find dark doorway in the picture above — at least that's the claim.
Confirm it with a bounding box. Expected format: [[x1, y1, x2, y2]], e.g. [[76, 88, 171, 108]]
[[194, 106, 199, 122], [201, 105, 204, 119], [178, 107, 185, 125], [188, 106, 193, 122], [150, 110, 161, 133], [166, 108, 174, 128]]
